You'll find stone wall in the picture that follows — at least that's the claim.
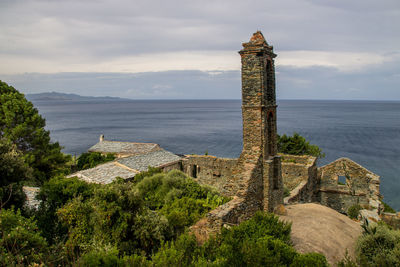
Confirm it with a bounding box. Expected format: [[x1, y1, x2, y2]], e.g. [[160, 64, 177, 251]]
[[190, 31, 284, 242], [318, 158, 381, 214], [182, 155, 237, 196], [160, 161, 183, 173], [281, 154, 316, 190], [281, 154, 319, 204]]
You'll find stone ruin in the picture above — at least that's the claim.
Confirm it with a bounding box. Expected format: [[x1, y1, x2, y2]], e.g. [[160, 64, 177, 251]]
[[60, 31, 392, 238], [185, 31, 388, 241], [190, 31, 284, 241]]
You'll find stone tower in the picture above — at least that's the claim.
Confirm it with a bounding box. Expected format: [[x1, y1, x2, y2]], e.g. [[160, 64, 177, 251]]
[[231, 31, 283, 212], [190, 32, 284, 240]]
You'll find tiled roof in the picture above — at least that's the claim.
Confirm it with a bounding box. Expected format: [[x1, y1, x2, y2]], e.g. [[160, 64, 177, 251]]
[[68, 162, 138, 184], [88, 140, 161, 156], [117, 149, 181, 172], [23, 186, 40, 209], [68, 147, 181, 184]]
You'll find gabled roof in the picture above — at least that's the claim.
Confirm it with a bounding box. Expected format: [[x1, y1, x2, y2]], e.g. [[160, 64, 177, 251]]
[[88, 140, 161, 156], [68, 149, 181, 184], [69, 161, 138, 184], [117, 149, 181, 172], [319, 157, 380, 180]]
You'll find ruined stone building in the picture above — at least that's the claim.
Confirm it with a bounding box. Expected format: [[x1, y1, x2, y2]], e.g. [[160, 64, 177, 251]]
[[63, 31, 387, 230]]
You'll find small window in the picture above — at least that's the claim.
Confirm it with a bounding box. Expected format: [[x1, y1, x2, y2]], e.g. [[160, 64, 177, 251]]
[[338, 176, 346, 185]]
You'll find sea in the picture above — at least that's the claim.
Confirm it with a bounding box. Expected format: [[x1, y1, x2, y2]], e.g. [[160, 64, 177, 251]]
[[30, 99, 400, 210]]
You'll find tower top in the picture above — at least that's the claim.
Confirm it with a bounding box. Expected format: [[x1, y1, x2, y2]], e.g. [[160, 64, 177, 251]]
[[249, 31, 268, 45], [240, 31, 275, 57]]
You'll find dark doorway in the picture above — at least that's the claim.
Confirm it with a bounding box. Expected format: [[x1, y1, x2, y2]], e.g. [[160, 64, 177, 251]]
[[192, 165, 198, 178]]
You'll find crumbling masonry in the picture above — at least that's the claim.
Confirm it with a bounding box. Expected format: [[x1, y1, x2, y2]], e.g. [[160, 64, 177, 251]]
[[188, 31, 386, 240], [190, 32, 284, 241]]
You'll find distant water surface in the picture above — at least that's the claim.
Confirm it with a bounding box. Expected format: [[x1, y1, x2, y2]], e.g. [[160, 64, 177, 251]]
[[32, 99, 400, 210]]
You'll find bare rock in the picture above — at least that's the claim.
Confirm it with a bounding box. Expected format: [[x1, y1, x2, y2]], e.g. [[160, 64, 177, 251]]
[[279, 203, 362, 265]]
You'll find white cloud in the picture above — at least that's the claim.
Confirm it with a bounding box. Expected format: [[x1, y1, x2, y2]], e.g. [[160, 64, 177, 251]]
[[2, 49, 395, 75], [0, 50, 240, 74], [276, 51, 391, 72]]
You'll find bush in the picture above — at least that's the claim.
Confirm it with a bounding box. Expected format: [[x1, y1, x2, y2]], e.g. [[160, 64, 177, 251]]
[[132, 166, 162, 184], [0, 209, 48, 266], [0, 138, 32, 210], [77, 152, 115, 170], [137, 170, 230, 234], [151, 211, 327, 266], [78, 246, 122, 267], [278, 132, 325, 158], [57, 178, 171, 257], [356, 223, 400, 266], [35, 176, 98, 243], [58, 171, 229, 258], [382, 200, 396, 213], [348, 204, 362, 219], [291, 252, 328, 267]]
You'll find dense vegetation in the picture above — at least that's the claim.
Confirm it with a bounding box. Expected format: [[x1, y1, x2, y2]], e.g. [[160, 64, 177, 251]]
[[1, 81, 397, 266], [1, 168, 232, 265], [76, 151, 116, 170], [382, 200, 397, 213], [356, 223, 400, 266], [0, 138, 32, 209], [0, 80, 70, 186], [278, 132, 325, 158], [144, 212, 328, 266]]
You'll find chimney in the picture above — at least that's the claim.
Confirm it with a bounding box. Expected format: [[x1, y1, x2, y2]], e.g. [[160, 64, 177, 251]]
[[99, 134, 104, 142]]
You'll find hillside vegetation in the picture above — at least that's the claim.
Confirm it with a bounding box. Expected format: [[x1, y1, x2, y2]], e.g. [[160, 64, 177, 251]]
[[1, 80, 397, 266]]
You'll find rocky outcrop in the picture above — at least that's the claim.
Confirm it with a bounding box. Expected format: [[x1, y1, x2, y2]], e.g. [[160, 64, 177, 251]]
[[280, 203, 362, 265]]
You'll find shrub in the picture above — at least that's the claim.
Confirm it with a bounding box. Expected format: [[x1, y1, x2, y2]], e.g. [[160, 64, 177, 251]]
[[78, 246, 122, 267], [136, 170, 230, 234], [77, 152, 115, 170], [278, 132, 325, 158], [0, 138, 32, 210], [132, 166, 162, 184], [35, 176, 97, 243], [0, 209, 48, 266], [291, 252, 328, 267], [356, 223, 400, 266], [57, 178, 171, 257], [348, 204, 362, 219], [382, 200, 396, 213], [151, 211, 328, 266], [56, 170, 229, 260]]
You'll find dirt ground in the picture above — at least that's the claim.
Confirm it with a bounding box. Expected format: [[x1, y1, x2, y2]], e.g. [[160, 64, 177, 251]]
[[279, 203, 362, 265]]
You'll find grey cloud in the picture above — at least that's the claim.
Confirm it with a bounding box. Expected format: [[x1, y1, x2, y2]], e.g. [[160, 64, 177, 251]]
[[3, 55, 399, 100], [0, 0, 399, 100], [1, 0, 399, 61]]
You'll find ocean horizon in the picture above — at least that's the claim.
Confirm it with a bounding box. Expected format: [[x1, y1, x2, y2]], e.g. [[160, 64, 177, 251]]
[[31, 98, 400, 210]]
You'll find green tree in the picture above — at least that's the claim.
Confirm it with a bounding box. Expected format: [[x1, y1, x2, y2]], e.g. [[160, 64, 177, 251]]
[[0, 80, 70, 185], [36, 176, 97, 243], [77, 152, 115, 170], [278, 132, 325, 158], [151, 212, 328, 267], [0, 208, 48, 266], [0, 138, 32, 209], [56, 170, 229, 260]]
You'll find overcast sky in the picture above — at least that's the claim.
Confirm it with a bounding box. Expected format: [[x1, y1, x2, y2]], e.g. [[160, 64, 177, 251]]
[[1, 0, 399, 99]]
